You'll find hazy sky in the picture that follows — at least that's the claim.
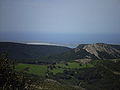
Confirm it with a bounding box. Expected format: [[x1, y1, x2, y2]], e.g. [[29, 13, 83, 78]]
[[0, 0, 120, 44]]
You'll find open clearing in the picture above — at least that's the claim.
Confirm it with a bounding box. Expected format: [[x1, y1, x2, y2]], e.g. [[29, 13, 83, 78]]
[[15, 61, 94, 76]]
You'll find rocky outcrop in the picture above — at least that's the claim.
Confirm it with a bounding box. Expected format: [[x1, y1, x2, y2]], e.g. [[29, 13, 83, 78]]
[[82, 43, 120, 59]]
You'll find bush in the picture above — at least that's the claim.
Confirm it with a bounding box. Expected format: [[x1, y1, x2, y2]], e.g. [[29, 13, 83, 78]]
[[0, 53, 27, 90]]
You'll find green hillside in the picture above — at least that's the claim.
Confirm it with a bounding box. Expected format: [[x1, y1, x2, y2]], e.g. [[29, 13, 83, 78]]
[[15, 59, 120, 90], [0, 42, 71, 61], [1, 53, 120, 90]]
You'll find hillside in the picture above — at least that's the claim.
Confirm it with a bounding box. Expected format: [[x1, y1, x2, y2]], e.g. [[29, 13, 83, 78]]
[[0, 42, 71, 60], [0, 42, 120, 63], [82, 43, 120, 59], [0, 43, 120, 90], [46, 43, 120, 61], [74, 43, 120, 59]]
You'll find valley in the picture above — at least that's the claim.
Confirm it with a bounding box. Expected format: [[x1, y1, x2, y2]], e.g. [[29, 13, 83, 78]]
[[0, 42, 120, 90], [14, 59, 120, 90]]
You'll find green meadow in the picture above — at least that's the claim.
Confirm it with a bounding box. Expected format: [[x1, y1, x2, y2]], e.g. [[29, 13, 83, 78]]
[[15, 61, 94, 76], [15, 64, 48, 76]]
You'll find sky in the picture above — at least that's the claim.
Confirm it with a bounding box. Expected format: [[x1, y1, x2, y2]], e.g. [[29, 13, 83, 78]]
[[0, 0, 120, 45]]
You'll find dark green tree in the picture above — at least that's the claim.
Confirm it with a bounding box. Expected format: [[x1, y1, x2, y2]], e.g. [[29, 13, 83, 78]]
[[0, 53, 26, 90]]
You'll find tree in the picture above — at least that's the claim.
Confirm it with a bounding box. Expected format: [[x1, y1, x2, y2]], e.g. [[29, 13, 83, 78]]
[[0, 53, 26, 90]]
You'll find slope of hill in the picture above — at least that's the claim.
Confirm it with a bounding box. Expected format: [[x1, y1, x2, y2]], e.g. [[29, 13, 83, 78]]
[[0, 42, 120, 63], [74, 43, 120, 59], [0, 42, 71, 60], [47, 43, 120, 61], [82, 43, 120, 59]]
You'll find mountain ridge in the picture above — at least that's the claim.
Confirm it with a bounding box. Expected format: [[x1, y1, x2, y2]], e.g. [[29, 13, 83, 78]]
[[0, 42, 120, 63], [81, 43, 120, 59], [42, 43, 120, 62], [0, 42, 71, 60]]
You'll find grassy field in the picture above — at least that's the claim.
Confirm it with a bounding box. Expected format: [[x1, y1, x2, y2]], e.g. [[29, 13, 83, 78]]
[[51, 62, 94, 74], [15, 64, 48, 76], [15, 61, 94, 76]]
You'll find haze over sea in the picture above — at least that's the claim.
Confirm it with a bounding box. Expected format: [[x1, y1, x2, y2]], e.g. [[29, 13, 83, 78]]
[[0, 0, 120, 46]]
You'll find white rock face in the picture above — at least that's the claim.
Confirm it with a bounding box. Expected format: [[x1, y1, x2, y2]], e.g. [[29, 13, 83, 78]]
[[83, 43, 120, 59]]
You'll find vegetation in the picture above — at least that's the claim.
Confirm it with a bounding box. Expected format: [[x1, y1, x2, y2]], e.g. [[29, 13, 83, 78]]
[[0, 53, 27, 90], [1, 42, 120, 63], [0, 42, 71, 61], [1, 52, 120, 90], [15, 59, 120, 90], [50, 62, 94, 74], [16, 64, 47, 76], [0, 54, 82, 90], [15, 61, 94, 76]]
